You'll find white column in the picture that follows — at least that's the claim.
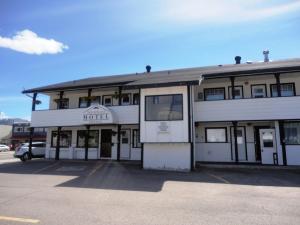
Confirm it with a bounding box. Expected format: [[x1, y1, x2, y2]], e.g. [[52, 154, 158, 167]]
[[275, 121, 283, 165]]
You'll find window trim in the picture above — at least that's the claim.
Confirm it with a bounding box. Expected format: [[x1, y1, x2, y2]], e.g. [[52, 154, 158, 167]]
[[203, 87, 226, 101], [205, 127, 228, 143], [132, 129, 141, 148], [51, 130, 72, 148], [284, 121, 300, 145], [55, 98, 69, 109], [76, 130, 99, 148], [102, 95, 113, 106], [121, 93, 131, 105], [270, 82, 296, 97], [132, 93, 140, 105], [250, 84, 267, 98], [228, 85, 244, 99], [144, 94, 184, 121]]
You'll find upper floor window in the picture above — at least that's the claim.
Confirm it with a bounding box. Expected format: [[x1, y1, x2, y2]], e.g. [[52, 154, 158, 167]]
[[121, 94, 130, 105], [79, 96, 101, 108], [270, 83, 295, 97], [228, 86, 243, 99], [55, 98, 69, 109], [103, 96, 112, 106], [133, 93, 140, 105], [251, 85, 266, 98], [204, 88, 225, 101], [145, 94, 183, 121]]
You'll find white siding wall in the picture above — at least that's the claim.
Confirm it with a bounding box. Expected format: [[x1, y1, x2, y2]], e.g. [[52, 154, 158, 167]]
[[286, 146, 300, 165], [140, 86, 189, 143], [144, 143, 191, 171]]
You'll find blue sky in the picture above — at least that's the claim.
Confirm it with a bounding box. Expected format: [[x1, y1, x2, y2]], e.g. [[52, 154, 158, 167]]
[[0, 0, 300, 120]]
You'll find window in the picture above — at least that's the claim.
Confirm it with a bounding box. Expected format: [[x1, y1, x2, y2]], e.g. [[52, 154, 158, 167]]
[[77, 130, 99, 148], [133, 93, 140, 105], [271, 83, 295, 97], [262, 132, 274, 147], [205, 128, 227, 143], [145, 94, 183, 121], [121, 94, 131, 105], [79, 96, 101, 108], [79, 97, 88, 108], [284, 122, 300, 145], [103, 96, 112, 106], [51, 131, 72, 147], [55, 98, 69, 109], [204, 88, 225, 101], [132, 129, 141, 148], [90, 96, 101, 106], [228, 86, 243, 99], [14, 127, 23, 132], [251, 85, 266, 98]]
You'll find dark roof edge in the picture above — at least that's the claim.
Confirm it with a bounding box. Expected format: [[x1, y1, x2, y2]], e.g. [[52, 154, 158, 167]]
[[202, 65, 300, 78]]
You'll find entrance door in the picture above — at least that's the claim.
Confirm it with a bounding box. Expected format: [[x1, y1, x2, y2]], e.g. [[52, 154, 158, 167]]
[[259, 129, 277, 165], [120, 129, 130, 159], [100, 129, 112, 158], [231, 127, 247, 161]]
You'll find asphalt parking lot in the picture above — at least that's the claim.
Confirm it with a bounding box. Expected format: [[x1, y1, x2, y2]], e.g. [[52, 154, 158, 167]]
[[0, 153, 299, 225]]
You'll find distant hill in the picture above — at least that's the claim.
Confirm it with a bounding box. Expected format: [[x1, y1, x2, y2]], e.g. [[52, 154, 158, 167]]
[[0, 118, 29, 125]]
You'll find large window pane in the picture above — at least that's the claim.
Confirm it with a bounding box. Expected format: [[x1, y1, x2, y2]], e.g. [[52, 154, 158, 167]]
[[145, 94, 183, 121], [51, 131, 72, 147], [77, 130, 99, 148], [204, 88, 225, 101], [284, 122, 300, 145], [132, 129, 141, 148], [271, 83, 295, 97], [206, 128, 227, 143]]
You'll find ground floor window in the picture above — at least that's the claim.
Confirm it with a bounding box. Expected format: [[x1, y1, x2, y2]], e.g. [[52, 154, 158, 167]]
[[77, 130, 99, 148], [132, 129, 141, 148], [205, 127, 227, 143], [51, 131, 72, 147], [284, 122, 300, 145]]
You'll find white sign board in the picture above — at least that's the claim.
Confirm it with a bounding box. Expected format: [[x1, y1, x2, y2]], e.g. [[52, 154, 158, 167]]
[[82, 105, 115, 124]]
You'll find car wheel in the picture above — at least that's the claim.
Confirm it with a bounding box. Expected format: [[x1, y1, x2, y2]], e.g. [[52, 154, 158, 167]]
[[21, 153, 30, 162]]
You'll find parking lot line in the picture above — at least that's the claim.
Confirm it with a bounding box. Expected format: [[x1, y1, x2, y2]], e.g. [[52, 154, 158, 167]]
[[88, 161, 105, 177], [32, 161, 60, 174], [206, 172, 230, 184], [0, 215, 39, 224]]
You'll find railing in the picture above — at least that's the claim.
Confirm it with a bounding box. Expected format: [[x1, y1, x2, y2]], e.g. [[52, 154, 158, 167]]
[[31, 105, 139, 127], [194, 95, 300, 122]]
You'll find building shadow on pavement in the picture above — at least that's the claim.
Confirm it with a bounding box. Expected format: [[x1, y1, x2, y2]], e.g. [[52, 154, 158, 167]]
[[0, 159, 300, 192]]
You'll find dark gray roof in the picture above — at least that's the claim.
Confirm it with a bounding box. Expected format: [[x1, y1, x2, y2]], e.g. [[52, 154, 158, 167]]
[[23, 58, 300, 93]]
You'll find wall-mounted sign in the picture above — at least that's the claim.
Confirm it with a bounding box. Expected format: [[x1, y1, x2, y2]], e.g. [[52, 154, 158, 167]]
[[82, 105, 115, 124], [158, 121, 169, 133]]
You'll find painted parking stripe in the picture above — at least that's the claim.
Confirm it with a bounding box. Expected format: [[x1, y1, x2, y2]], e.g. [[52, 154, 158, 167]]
[[206, 172, 230, 184], [87, 161, 105, 177], [32, 161, 60, 174], [0, 216, 39, 224]]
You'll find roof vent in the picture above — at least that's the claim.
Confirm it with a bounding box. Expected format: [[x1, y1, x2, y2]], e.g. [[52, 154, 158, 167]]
[[146, 65, 151, 73], [263, 50, 269, 62], [235, 56, 241, 64]]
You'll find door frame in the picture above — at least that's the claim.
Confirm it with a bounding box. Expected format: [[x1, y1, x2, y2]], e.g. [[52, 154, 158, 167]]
[[259, 128, 278, 165], [120, 128, 131, 160], [100, 129, 112, 159], [253, 126, 271, 162], [230, 126, 248, 161]]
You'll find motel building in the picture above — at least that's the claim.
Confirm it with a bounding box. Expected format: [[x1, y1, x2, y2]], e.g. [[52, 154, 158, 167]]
[[23, 54, 300, 171]]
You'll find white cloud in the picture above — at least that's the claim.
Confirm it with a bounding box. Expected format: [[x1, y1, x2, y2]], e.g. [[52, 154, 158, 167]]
[[160, 0, 300, 25], [0, 29, 68, 55]]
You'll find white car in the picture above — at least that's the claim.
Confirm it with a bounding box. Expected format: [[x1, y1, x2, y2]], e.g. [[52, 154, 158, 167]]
[[14, 142, 46, 161], [0, 144, 10, 152]]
